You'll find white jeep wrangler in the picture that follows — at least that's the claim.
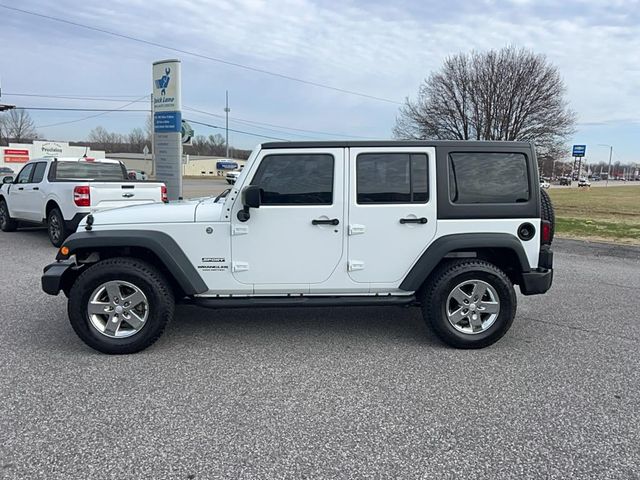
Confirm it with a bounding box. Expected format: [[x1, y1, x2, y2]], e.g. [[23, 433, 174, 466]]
[[42, 141, 554, 354]]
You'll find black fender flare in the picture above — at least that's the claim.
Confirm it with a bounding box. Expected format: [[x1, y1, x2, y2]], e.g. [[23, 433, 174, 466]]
[[58, 230, 208, 296], [399, 233, 531, 291]]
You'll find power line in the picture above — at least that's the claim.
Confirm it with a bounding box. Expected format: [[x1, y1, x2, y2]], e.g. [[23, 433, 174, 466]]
[[3, 92, 148, 102], [185, 119, 290, 142], [0, 4, 401, 105], [184, 107, 315, 140], [183, 106, 366, 139], [33, 96, 149, 128], [21, 107, 149, 112]]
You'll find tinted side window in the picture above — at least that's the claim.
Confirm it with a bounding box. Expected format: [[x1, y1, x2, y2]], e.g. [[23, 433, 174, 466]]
[[357, 153, 428, 204], [449, 152, 529, 204], [16, 164, 35, 184], [31, 162, 47, 183], [251, 154, 334, 205]]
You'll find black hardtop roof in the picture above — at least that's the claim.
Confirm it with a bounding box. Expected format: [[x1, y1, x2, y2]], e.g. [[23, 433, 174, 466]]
[[261, 140, 533, 149]]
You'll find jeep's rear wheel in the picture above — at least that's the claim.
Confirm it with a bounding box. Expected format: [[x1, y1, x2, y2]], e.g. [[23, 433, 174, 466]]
[[421, 259, 516, 348], [68, 257, 174, 354], [0, 199, 18, 232]]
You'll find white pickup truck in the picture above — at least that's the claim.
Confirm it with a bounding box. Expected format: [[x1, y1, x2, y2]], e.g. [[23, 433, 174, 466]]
[[0, 157, 166, 246]]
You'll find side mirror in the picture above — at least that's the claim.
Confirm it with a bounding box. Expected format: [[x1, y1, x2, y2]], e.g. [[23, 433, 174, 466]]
[[2, 176, 14, 184], [237, 185, 262, 222], [243, 185, 262, 208]]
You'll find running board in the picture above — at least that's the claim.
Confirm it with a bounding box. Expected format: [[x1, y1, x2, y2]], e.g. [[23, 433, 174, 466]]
[[188, 295, 416, 309]]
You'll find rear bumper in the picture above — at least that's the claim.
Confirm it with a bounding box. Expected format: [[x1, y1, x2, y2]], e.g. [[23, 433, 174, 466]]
[[520, 246, 553, 295], [42, 259, 77, 296]]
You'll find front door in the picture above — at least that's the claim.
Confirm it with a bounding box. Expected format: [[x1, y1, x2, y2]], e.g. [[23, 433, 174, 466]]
[[22, 162, 47, 221], [8, 163, 35, 219], [347, 147, 437, 284], [231, 148, 345, 291]]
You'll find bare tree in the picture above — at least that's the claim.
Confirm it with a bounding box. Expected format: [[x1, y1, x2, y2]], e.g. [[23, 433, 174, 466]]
[[127, 127, 148, 153], [394, 46, 576, 158], [88, 126, 124, 153], [0, 109, 38, 142]]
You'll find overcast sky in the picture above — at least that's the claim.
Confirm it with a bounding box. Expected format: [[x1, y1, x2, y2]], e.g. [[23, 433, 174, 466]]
[[1, 0, 639, 164]]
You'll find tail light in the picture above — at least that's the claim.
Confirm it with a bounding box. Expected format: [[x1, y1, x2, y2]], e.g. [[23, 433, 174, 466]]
[[73, 185, 90, 207], [161, 185, 168, 203], [541, 220, 552, 245]]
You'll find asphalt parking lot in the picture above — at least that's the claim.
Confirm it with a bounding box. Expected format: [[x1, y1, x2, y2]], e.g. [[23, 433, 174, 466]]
[[0, 232, 639, 479]]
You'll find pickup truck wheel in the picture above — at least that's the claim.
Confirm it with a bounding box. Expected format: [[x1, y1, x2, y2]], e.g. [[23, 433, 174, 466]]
[[68, 257, 175, 354], [0, 199, 18, 232], [421, 259, 516, 349], [47, 208, 69, 247]]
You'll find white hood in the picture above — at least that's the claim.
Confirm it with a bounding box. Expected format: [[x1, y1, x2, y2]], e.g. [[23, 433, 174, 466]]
[[81, 199, 203, 226]]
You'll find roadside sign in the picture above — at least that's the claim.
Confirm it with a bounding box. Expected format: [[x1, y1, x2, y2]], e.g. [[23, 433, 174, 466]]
[[572, 145, 586, 157]]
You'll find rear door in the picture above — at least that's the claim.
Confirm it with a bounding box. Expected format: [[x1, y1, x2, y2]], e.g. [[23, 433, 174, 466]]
[[347, 146, 437, 284]]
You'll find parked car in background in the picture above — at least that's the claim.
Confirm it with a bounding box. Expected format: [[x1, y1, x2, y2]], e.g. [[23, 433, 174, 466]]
[[578, 178, 591, 187], [127, 170, 148, 180], [540, 180, 550, 189], [0, 166, 15, 177], [559, 177, 571, 186], [0, 157, 166, 246], [226, 169, 243, 185]]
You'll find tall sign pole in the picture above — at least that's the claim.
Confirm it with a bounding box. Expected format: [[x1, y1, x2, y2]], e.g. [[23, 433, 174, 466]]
[[224, 90, 230, 158], [152, 59, 182, 200]]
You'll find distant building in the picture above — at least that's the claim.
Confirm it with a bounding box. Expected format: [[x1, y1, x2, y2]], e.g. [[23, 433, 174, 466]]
[[0, 140, 105, 173]]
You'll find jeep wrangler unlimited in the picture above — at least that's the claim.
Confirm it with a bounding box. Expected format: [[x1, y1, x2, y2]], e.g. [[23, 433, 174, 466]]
[[42, 141, 554, 354]]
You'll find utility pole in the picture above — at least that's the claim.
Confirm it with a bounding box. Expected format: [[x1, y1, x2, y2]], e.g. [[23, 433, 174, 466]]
[[150, 92, 155, 177], [224, 90, 230, 158], [598, 144, 613, 187]]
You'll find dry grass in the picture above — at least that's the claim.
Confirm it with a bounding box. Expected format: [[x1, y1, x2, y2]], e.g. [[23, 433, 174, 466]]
[[548, 186, 640, 244]]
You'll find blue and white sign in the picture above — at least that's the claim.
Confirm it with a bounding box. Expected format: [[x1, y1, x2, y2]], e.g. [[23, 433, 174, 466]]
[[216, 162, 238, 170], [572, 145, 586, 157], [154, 111, 182, 133], [153, 59, 182, 200]]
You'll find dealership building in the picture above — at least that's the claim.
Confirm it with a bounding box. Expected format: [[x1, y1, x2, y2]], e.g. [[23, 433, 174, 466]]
[[0, 141, 105, 173], [1, 140, 244, 177]]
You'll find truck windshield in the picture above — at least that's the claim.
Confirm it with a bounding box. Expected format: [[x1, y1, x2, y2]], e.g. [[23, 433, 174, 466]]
[[54, 161, 126, 181]]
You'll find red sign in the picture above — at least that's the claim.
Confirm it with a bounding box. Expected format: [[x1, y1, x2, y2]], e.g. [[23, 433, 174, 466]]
[[4, 149, 29, 156], [3, 148, 29, 163]]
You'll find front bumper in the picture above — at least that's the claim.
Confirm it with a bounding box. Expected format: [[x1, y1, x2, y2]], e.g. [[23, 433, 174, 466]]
[[42, 259, 77, 296]]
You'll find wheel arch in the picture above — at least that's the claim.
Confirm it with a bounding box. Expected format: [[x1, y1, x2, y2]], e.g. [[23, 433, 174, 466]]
[[58, 230, 208, 298], [400, 233, 531, 293]]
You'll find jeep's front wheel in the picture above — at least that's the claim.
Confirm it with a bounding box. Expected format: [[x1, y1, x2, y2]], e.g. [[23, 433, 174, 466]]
[[68, 257, 174, 354], [421, 260, 516, 349]]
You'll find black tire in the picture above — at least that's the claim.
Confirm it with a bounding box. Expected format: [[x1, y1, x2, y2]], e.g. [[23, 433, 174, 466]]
[[68, 257, 175, 354], [540, 188, 555, 243], [0, 198, 18, 232], [421, 259, 517, 349], [47, 207, 69, 247]]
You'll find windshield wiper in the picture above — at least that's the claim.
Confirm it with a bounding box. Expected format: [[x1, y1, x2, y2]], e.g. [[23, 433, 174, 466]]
[[214, 188, 231, 203]]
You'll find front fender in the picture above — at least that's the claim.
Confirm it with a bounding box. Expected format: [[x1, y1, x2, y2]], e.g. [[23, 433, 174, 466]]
[[57, 230, 208, 296]]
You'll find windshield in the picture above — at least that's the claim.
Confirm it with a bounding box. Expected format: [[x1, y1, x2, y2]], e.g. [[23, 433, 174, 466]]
[[53, 161, 127, 181]]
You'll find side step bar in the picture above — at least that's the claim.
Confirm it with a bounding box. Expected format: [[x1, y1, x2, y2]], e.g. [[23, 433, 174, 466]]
[[188, 295, 416, 309]]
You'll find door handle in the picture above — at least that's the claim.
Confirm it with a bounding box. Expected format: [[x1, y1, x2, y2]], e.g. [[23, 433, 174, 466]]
[[312, 218, 339, 226], [400, 217, 428, 224], [18, 187, 24, 191], [32, 187, 39, 191]]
